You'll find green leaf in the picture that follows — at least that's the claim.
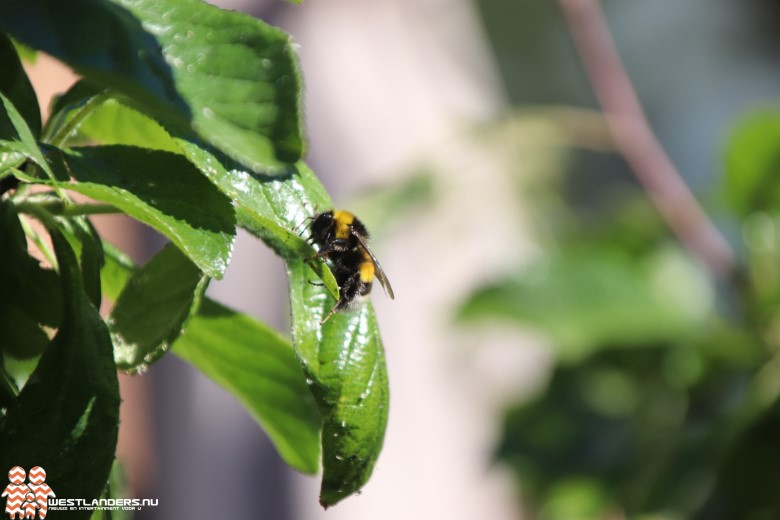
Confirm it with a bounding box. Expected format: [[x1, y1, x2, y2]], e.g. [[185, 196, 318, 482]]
[[110, 243, 208, 372], [288, 259, 390, 507], [725, 109, 780, 216], [100, 244, 322, 474], [458, 246, 713, 363], [100, 243, 135, 302], [174, 299, 322, 474], [44, 92, 335, 295], [78, 98, 182, 152], [176, 142, 339, 298], [9, 37, 37, 64], [0, 33, 41, 139], [0, 307, 50, 360], [0, 92, 52, 178], [50, 144, 235, 278], [256, 159, 390, 505], [46, 92, 337, 297], [46, 81, 181, 152], [0, 144, 25, 174], [43, 80, 106, 144], [59, 216, 106, 309], [0, 199, 61, 359], [76, 218, 104, 309], [0, 208, 120, 519], [0, 0, 305, 172]]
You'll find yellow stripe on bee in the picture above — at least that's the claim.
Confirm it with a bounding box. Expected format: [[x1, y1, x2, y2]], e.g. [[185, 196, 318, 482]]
[[333, 210, 355, 240], [359, 259, 375, 282]]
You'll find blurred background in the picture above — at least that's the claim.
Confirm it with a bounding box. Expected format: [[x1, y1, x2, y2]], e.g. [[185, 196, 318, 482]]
[[24, 0, 780, 518]]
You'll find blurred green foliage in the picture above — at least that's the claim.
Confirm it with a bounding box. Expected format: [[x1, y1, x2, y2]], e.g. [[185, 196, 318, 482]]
[[462, 2, 780, 518]]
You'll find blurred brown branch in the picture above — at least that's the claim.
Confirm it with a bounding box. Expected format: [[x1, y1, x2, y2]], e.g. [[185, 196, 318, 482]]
[[558, 0, 737, 279]]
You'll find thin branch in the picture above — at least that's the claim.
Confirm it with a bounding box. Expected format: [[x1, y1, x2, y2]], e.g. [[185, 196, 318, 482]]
[[558, 0, 737, 279], [16, 199, 120, 217], [19, 215, 58, 269]]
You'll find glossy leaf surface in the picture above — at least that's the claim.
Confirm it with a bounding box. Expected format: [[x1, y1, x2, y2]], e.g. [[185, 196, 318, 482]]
[[0, 0, 304, 171]]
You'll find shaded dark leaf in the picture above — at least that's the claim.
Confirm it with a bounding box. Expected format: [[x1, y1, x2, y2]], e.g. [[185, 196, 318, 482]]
[[0, 33, 40, 139], [110, 243, 207, 372], [0, 208, 119, 520]]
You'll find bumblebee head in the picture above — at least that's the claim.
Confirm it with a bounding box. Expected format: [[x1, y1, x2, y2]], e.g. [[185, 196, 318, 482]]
[[309, 210, 336, 244]]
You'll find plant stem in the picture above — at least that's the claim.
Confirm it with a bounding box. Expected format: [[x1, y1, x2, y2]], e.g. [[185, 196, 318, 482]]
[[557, 0, 737, 279], [19, 215, 58, 268], [58, 202, 119, 216], [16, 199, 119, 217]]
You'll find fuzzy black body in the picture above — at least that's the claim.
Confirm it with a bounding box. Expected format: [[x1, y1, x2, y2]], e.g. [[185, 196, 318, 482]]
[[328, 248, 374, 310], [308, 210, 393, 322], [308, 210, 369, 253]]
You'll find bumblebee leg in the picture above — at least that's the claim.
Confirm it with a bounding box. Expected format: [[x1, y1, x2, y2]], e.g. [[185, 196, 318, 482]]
[[321, 293, 350, 324], [321, 304, 339, 324], [306, 250, 330, 263], [293, 218, 312, 236], [306, 239, 351, 261], [321, 297, 349, 323], [321, 275, 359, 324]]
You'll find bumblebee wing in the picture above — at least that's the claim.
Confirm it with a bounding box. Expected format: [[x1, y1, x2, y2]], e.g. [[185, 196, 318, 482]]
[[352, 231, 395, 299]]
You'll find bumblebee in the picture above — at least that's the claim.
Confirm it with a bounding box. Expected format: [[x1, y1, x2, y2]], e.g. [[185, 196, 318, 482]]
[[307, 210, 394, 323]]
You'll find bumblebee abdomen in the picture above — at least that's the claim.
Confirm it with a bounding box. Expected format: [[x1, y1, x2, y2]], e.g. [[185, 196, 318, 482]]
[[359, 252, 375, 284]]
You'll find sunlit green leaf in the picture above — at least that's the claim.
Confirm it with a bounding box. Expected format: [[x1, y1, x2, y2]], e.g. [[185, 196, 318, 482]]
[[0, 0, 304, 172], [46, 81, 180, 153], [43, 80, 105, 144], [9, 37, 37, 64], [44, 92, 338, 297], [0, 93, 51, 178], [176, 142, 338, 298], [100, 243, 135, 302], [174, 299, 322, 474], [50, 144, 235, 278], [77, 98, 180, 152], [288, 259, 389, 507], [265, 164, 391, 506]]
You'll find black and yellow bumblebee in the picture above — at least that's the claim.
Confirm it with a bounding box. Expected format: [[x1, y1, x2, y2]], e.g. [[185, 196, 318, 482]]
[[307, 209, 394, 323]]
